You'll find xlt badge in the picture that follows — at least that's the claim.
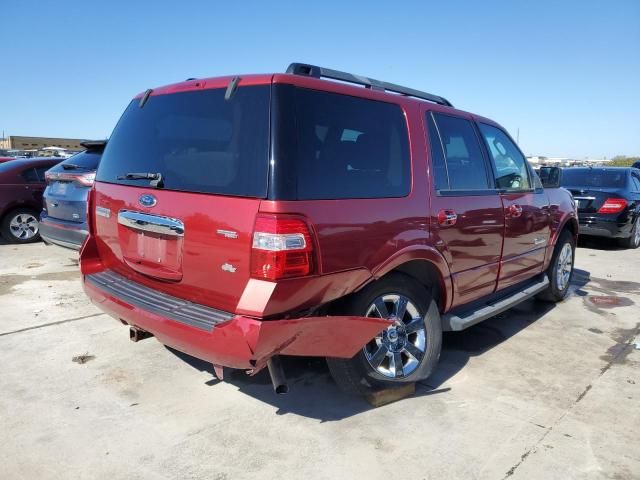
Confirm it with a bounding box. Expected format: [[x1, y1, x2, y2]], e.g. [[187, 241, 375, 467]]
[[221, 263, 237, 273]]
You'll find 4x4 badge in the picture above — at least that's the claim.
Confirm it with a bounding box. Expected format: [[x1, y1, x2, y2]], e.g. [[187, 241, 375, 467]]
[[138, 194, 157, 208]]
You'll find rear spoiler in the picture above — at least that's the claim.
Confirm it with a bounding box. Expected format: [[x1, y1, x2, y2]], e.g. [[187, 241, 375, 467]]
[[80, 139, 108, 152]]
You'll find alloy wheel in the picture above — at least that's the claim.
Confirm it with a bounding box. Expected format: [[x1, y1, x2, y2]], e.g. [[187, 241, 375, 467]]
[[363, 294, 426, 379], [556, 243, 573, 291], [9, 213, 38, 240]]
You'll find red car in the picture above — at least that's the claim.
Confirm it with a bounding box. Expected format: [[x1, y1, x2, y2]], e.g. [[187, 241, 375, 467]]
[[0, 157, 62, 243], [81, 63, 577, 396]]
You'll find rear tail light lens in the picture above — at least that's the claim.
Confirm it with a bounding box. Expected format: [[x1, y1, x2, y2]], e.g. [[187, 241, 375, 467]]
[[75, 172, 96, 187], [598, 198, 627, 214], [44, 171, 95, 186], [250, 214, 314, 280]]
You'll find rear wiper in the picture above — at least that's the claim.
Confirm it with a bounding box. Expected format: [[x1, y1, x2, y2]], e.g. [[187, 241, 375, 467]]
[[117, 172, 164, 188]]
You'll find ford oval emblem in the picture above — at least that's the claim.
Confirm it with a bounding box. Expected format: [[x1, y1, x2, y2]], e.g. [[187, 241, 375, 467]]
[[138, 194, 157, 208]]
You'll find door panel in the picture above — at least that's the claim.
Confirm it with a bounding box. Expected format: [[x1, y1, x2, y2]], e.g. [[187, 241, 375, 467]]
[[432, 195, 504, 307], [425, 111, 505, 308], [475, 122, 551, 290], [499, 192, 550, 288]]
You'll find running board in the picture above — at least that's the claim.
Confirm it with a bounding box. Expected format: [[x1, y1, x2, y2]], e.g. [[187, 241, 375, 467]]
[[442, 276, 550, 331]]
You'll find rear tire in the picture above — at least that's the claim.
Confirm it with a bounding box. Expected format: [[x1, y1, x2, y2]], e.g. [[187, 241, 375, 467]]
[[1, 208, 41, 244], [327, 273, 442, 396], [537, 230, 575, 302], [619, 217, 640, 249]]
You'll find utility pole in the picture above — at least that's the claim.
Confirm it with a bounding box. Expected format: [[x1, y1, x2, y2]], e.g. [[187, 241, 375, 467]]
[[516, 128, 520, 145]]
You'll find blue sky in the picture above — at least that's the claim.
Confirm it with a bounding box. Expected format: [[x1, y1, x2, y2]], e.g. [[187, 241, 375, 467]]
[[1, 0, 638, 158]]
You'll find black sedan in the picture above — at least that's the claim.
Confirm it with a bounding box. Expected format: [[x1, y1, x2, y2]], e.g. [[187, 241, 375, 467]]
[[561, 167, 640, 248]]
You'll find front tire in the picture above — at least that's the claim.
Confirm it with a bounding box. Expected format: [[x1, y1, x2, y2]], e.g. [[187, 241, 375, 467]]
[[327, 273, 442, 396], [537, 230, 575, 302], [1, 208, 41, 244]]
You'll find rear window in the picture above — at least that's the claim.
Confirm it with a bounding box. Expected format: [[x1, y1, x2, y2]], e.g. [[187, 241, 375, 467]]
[[97, 86, 270, 197], [281, 87, 410, 200], [62, 151, 102, 170], [561, 169, 627, 188]]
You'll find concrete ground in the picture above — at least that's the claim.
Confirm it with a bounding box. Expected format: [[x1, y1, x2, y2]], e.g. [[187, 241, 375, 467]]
[[0, 237, 638, 480]]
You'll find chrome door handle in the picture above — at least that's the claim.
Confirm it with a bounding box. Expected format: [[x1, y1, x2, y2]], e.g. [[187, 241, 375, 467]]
[[118, 210, 185, 237]]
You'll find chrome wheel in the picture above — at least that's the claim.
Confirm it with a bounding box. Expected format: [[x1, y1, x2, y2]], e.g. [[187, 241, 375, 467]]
[[634, 220, 640, 247], [556, 243, 573, 291], [9, 213, 38, 240], [363, 294, 426, 379]]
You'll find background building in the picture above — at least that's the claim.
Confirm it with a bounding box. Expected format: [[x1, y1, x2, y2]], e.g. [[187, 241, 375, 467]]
[[1, 135, 86, 152]]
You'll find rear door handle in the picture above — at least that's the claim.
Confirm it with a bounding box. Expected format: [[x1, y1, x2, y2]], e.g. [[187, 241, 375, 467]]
[[507, 204, 523, 218]]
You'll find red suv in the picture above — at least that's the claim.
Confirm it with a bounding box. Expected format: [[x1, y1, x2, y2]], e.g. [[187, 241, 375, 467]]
[[81, 63, 577, 396]]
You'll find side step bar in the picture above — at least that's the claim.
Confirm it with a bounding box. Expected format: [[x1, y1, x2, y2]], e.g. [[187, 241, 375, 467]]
[[442, 276, 550, 331]]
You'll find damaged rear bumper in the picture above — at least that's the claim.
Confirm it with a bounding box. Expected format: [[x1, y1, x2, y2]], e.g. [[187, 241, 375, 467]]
[[83, 270, 391, 372]]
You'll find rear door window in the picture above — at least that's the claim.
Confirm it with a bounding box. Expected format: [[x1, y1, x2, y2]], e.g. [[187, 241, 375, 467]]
[[478, 123, 531, 190], [430, 113, 491, 190], [97, 86, 271, 197], [21, 167, 40, 183], [291, 88, 410, 199], [35, 166, 52, 182], [426, 113, 449, 191]]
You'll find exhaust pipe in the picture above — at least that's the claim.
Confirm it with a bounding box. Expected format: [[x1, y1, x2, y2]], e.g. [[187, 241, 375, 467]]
[[129, 326, 153, 342], [267, 356, 289, 394]]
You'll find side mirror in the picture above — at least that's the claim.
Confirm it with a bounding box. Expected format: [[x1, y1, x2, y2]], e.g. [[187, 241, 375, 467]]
[[537, 166, 562, 188]]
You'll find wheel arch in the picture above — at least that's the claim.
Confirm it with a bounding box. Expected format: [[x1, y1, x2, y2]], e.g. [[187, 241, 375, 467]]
[[370, 247, 453, 312], [0, 204, 41, 242], [1, 203, 40, 223], [554, 215, 579, 245]]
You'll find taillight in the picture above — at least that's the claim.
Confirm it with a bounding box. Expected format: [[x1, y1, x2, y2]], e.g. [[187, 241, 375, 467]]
[[250, 214, 314, 281], [45, 171, 95, 187], [74, 172, 96, 187], [598, 198, 627, 214]]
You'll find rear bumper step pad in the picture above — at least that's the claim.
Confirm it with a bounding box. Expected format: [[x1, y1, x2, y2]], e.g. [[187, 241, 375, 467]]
[[86, 270, 233, 331]]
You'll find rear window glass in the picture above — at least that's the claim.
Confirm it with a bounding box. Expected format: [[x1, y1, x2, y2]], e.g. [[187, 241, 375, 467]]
[[561, 169, 627, 188], [97, 86, 270, 197], [291, 88, 410, 199], [62, 151, 102, 170]]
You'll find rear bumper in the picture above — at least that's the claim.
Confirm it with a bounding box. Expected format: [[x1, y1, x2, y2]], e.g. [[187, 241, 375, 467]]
[[578, 215, 633, 238], [40, 215, 88, 250], [83, 269, 390, 372]]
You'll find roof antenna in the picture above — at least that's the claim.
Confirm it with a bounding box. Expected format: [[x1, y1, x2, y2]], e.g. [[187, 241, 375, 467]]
[[225, 76, 241, 101], [139, 89, 153, 108]]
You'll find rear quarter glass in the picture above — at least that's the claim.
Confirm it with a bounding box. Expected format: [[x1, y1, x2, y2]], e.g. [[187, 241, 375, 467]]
[[269, 84, 411, 200], [97, 85, 270, 197]]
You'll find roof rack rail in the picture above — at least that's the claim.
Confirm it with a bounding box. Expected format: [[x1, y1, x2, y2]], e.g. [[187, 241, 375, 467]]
[[286, 62, 453, 107]]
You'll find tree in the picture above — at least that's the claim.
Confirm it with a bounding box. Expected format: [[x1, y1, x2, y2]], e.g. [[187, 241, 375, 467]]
[[609, 155, 640, 167]]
